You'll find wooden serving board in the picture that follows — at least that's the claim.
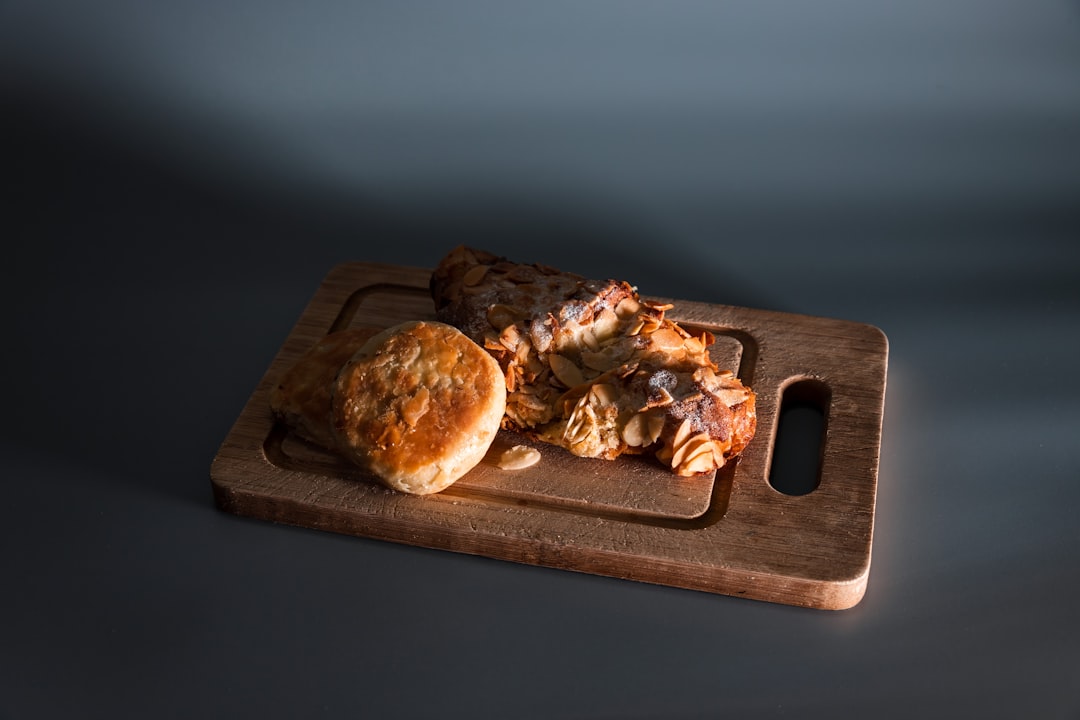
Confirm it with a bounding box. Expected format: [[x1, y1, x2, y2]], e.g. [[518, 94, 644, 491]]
[[211, 262, 888, 610]]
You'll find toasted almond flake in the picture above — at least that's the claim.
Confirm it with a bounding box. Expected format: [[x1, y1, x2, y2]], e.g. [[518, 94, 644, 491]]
[[650, 328, 684, 351], [671, 432, 707, 470], [622, 408, 660, 446], [684, 336, 705, 355], [488, 304, 522, 330], [633, 313, 663, 336], [592, 308, 619, 341], [526, 354, 546, 375], [581, 329, 600, 352], [615, 296, 641, 319], [563, 395, 597, 445], [514, 338, 532, 365], [497, 445, 541, 470], [515, 391, 550, 411], [622, 412, 648, 447], [669, 437, 692, 469], [498, 324, 522, 352], [505, 266, 534, 283], [715, 387, 751, 407], [548, 353, 586, 388], [647, 386, 675, 408], [462, 265, 488, 286], [673, 418, 694, 447], [679, 446, 719, 475], [647, 413, 666, 445], [589, 383, 617, 405], [581, 350, 612, 372], [528, 318, 553, 353]]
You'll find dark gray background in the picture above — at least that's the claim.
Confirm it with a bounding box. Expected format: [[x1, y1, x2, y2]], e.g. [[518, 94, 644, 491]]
[[3, 2, 1078, 718]]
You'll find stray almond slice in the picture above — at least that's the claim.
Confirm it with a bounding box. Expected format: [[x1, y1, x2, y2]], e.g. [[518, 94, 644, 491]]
[[497, 445, 542, 470]]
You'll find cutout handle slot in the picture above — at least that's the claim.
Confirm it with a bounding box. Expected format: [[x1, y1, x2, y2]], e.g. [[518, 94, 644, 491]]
[[768, 378, 830, 496]]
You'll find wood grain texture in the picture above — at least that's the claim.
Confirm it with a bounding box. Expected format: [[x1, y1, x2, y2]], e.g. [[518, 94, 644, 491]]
[[211, 262, 889, 610]]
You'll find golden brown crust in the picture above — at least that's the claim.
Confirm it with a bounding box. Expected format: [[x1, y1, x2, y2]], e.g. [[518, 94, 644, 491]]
[[430, 245, 756, 476], [331, 321, 506, 495]]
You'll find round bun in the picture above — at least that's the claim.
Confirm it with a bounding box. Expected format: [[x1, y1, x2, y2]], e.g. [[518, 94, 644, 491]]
[[331, 320, 506, 495], [269, 328, 381, 450]]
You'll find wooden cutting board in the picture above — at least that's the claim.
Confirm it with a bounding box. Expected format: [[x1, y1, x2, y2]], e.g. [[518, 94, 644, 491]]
[[211, 262, 888, 610]]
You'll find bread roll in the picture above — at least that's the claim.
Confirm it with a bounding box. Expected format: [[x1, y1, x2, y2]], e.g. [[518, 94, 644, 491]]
[[331, 321, 506, 495], [269, 328, 381, 450]]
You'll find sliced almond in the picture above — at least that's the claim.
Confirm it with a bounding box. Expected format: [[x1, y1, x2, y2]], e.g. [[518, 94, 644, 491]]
[[496, 445, 541, 470], [592, 308, 620, 342], [499, 324, 522, 352], [489, 304, 523, 331], [646, 413, 666, 445], [622, 412, 648, 447], [589, 383, 617, 406], [650, 328, 684, 352], [581, 350, 613, 372], [581, 329, 600, 352], [515, 390, 550, 412], [615, 296, 641, 319], [548, 353, 586, 388], [462, 265, 488, 286]]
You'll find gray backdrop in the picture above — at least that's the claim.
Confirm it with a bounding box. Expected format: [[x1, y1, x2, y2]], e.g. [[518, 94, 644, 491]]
[[3, 2, 1078, 718]]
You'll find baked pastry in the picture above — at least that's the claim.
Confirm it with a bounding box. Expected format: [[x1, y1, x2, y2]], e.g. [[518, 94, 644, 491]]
[[331, 320, 506, 495], [430, 246, 756, 476], [270, 322, 506, 495], [269, 328, 381, 450]]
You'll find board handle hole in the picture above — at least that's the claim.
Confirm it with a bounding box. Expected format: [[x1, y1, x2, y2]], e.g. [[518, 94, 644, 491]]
[[768, 378, 830, 496]]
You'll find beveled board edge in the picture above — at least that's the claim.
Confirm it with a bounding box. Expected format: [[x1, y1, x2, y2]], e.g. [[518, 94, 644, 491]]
[[210, 262, 889, 610]]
